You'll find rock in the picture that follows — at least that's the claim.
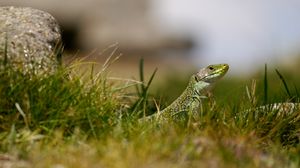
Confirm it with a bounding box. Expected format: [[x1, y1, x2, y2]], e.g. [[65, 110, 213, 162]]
[[0, 6, 62, 76]]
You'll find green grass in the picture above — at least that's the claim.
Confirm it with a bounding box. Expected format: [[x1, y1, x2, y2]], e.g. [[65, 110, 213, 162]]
[[0, 52, 300, 167]]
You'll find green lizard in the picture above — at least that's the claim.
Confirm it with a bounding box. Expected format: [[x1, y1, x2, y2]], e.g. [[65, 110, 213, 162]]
[[143, 63, 229, 121], [141, 63, 299, 122]]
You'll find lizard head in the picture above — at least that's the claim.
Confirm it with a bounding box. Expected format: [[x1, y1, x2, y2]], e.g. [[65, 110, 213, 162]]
[[194, 64, 229, 83]]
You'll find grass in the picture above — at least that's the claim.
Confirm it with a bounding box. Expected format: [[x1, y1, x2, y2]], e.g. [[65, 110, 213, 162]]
[[0, 50, 300, 168]]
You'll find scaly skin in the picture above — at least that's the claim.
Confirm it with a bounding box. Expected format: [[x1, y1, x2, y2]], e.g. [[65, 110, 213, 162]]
[[145, 64, 229, 120]]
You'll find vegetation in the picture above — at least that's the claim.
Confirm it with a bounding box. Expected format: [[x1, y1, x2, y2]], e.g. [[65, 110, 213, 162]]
[[0, 50, 299, 167]]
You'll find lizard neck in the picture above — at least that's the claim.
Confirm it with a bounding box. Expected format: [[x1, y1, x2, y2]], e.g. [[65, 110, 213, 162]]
[[184, 77, 211, 100], [192, 79, 211, 95]]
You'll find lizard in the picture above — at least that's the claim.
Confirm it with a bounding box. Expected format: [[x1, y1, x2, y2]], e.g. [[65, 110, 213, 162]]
[[141, 63, 299, 122], [142, 63, 229, 121]]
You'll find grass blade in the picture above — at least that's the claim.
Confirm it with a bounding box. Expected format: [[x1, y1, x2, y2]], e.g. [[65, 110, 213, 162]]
[[264, 64, 268, 104], [144, 68, 157, 96], [293, 84, 299, 98], [275, 69, 292, 99], [4, 33, 8, 67], [139, 58, 145, 92]]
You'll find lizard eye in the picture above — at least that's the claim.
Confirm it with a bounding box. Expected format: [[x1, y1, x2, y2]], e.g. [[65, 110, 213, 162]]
[[208, 66, 214, 70], [194, 76, 199, 82]]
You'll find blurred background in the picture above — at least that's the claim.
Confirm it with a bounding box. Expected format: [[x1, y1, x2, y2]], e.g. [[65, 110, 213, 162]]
[[1, 0, 300, 78]]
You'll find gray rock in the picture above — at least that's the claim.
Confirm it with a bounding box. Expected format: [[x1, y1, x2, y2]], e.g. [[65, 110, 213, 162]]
[[0, 6, 62, 76]]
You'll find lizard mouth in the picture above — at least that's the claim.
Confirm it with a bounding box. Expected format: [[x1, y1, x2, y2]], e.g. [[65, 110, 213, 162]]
[[215, 64, 229, 75]]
